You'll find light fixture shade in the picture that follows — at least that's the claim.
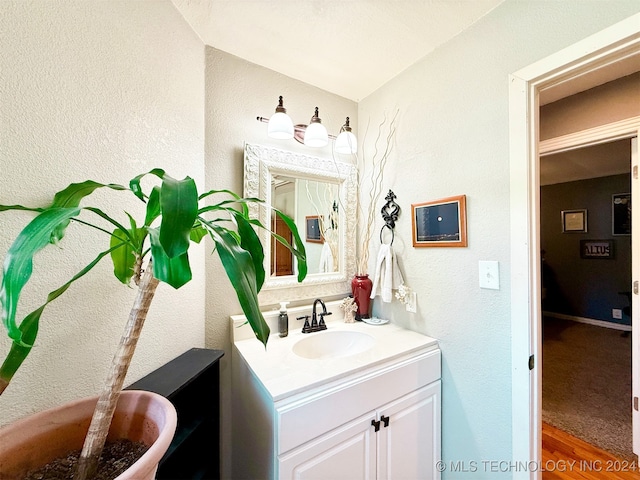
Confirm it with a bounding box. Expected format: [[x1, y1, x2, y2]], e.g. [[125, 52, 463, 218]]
[[304, 122, 328, 147], [267, 96, 294, 140], [335, 130, 357, 154], [268, 111, 294, 139], [304, 107, 328, 147]]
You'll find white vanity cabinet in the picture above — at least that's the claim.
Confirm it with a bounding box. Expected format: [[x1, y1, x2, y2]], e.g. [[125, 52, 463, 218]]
[[231, 315, 441, 480], [279, 381, 441, 480], [279, 410, 377, 479]]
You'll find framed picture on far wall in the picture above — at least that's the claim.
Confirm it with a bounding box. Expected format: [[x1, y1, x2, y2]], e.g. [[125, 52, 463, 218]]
[[412, 195, 467, 247], [612, 192, 631, 236], [580, 239, 614, 259], [561, 209, 587, 233]]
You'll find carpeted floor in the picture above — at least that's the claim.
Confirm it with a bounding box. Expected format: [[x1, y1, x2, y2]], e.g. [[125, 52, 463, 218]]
[[542, 316, 633, 461]]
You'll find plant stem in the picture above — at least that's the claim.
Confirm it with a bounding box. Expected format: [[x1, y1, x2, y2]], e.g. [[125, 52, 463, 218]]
[[73, 262, 159, 480], [356, 110, 398, 275]]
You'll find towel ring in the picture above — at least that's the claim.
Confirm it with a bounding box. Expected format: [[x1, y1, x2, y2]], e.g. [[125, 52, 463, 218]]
[[379, 190, 400, 246], [380, 223, 395, 246]]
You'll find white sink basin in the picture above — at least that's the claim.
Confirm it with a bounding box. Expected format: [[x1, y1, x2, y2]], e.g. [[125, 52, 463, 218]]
[[292, 330, 375, 360]]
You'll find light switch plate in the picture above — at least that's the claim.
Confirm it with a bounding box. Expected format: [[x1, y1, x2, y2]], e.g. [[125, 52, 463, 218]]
[[406, 292, 417, 313], [479, 261, 500, 290]]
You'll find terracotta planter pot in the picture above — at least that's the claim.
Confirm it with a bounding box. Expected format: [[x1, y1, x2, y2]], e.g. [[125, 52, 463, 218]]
[[0, 390, 177, 480]]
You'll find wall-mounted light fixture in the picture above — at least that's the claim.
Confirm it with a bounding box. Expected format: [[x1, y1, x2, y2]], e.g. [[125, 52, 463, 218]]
[[256, 96, 357, 154]]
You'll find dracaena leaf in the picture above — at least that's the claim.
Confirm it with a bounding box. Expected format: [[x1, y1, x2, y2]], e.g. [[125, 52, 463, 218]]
[[49, 180, 127, 244], [148, 228, 192, 288], [145, 186, 161, 226], [129, 169, 166, 201], [230, 211, 265, 292], [110, 228, 144, 285], [0, 307, 42, 388], [51, 180, 127, 208], [197, 196, 264, 217], [275, 209, 307, 282], [84, 207, 134, 243], [252, 209, 307, 283], [1, 207, 81, 344], [159, 175, 198, 258], [190, 223, 208, 244], [0, 205, 44, 213], [0, 244, 122, 387], [209, 226, 269, 345]]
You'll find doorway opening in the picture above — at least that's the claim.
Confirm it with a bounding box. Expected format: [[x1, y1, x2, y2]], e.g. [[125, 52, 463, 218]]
[[540, 137, 634, 461], [509, 13, 640, 479]]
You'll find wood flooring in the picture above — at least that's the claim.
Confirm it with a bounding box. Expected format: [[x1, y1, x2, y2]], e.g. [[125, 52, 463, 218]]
[[542, 422, 640, 480]]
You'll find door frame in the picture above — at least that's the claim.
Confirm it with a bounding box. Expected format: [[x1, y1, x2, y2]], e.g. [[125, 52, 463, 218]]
[[509, 13, 640, 479]]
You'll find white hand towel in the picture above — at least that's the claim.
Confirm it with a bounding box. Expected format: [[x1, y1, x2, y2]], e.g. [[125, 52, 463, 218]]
[[318, 242, 334, 273], [370, 244, 404, 303]]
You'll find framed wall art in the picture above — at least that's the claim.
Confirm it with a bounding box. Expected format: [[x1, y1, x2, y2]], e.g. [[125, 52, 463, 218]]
[[305, 215, 323, 243], [412, 195, 467, 247], [612, 193, 630, 236], [580, 239, 614, 259], [561, 209, 587, 233]]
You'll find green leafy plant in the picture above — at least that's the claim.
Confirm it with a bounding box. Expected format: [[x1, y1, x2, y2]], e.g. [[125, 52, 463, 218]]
[[0, 169, 306, 479]]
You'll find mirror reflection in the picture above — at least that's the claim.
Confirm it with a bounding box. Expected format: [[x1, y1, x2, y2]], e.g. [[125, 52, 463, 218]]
[[271, 175, 340, 277], [243, 143, 356, 299]]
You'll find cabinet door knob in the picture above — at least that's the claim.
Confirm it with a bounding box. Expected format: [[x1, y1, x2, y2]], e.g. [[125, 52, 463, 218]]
[[371, 419, 381, 432], [381, 415, 390, 427]]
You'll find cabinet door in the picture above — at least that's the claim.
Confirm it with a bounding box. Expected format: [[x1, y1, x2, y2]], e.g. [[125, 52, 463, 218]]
[[377, 381, 441, 480], [278, 411, 376, 480]]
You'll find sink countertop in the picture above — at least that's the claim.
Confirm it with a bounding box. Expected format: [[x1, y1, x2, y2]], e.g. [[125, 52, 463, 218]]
[[231, 313, 439, 402]]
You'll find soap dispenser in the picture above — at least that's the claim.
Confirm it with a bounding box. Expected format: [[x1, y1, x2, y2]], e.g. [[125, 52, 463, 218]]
[[278, 302, 290, 338]]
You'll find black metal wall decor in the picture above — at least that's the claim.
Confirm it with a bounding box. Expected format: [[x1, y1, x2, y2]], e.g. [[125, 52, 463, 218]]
[[380, 190, 400, 245]]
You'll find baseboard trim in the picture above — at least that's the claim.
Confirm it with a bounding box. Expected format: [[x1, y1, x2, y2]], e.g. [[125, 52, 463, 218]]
[[544, 311, 631, 331]]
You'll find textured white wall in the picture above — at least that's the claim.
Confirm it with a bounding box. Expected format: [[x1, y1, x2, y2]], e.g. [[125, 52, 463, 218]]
[[359, 1, 640, 477], [0, 1, 205, 426], [204, 47, 357, 477], [4, 0, 639, 475]]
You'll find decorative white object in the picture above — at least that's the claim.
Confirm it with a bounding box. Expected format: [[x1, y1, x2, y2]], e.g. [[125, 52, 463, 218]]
[[395, 282, 412, 305], [355, 110, 399, 275], [362, 317, 389, 326], [340, 296, 358, 323]]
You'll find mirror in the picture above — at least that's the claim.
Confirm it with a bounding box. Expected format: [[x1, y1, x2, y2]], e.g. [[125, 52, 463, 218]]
[[244, 144, 357, 302], [271, 175, 340, 276]]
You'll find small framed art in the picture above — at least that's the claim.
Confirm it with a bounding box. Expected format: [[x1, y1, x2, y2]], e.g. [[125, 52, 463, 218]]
[[412, 195, 467, 247], [305, 215, 323, 243], [612, 193, 630, 236], [561, 209, 587, 233]]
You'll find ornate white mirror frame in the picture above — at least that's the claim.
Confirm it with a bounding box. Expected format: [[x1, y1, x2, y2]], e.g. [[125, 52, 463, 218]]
[[244, 143, 357, 303]]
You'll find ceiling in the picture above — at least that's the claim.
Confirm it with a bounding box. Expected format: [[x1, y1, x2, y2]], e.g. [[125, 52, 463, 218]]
[[540, 138, 632, 186], [171, 1, 637, 185], [171, 0, 505, 101]]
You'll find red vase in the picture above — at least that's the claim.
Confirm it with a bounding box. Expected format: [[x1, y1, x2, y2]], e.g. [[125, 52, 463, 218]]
[[351, 274, 373, 320]]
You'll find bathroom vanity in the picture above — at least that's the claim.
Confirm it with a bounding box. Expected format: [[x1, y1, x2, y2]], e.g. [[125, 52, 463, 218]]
[[230, 301, 441, 479]]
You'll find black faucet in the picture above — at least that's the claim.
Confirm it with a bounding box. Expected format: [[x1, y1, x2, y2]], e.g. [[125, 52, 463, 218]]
[[312, 298, 331, 332], [297, 315, 312, 334]]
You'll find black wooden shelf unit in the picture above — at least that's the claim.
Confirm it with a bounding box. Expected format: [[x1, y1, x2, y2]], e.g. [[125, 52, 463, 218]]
[[127, 347, 224, 480]]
